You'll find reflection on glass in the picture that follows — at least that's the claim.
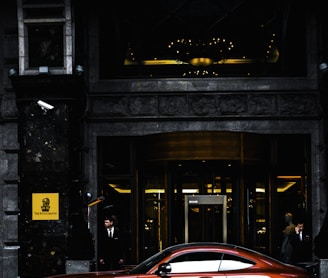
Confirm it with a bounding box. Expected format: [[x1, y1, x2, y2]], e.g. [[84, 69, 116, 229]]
[[144, 170, 166, 257], [276, 176, 307, 219]]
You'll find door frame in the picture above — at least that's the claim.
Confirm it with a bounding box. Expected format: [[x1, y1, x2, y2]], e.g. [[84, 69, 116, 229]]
[[184, 195, 227, 243]]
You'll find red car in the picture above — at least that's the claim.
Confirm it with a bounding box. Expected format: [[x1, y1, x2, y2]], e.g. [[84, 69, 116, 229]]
[[46, 242, 315, 278]]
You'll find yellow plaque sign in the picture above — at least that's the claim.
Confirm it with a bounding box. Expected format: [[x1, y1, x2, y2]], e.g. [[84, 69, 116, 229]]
[[32, 193, 59, 220]]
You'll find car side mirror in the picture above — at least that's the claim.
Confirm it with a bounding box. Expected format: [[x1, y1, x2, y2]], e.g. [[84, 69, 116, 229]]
[[156, 263, 172, 276]]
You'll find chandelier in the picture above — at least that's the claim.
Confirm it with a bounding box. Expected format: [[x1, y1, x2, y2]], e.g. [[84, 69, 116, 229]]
[[168, 37, 234, 66]]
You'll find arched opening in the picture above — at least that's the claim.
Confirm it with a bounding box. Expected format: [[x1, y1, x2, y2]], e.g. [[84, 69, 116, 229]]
[[97, 131, 310, 265]]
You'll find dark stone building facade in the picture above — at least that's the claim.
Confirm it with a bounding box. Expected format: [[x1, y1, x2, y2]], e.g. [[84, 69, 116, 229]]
[[1, 1, 328, 277]]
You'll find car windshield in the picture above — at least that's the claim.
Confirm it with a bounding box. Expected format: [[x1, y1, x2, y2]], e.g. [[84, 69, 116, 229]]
[[129, 250, 172, 274]]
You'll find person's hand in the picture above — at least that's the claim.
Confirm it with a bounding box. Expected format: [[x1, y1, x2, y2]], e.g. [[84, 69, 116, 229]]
[[295, 226, 300, 234], [99, 259, 105, 264]]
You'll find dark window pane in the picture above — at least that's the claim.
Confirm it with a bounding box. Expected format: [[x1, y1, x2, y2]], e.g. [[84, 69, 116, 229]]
[[28, 24, 64, 68]]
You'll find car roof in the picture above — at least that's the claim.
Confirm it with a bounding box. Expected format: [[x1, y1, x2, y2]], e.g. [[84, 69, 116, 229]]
[[160, 242, 285, 265], [163, 242, 249, 252], [166, 242, 235, 247]]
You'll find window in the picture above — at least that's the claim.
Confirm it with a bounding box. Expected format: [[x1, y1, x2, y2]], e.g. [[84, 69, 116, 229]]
[[168, 252, 254, 273], [28, 24, 64, 68], [99, 0, 306, 78], [169, 252, 223, 273], [17, 0, 73, 75], [219, 254, 254, 271]]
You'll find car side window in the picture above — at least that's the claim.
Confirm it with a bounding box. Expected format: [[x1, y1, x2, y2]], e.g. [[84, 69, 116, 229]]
[[218, 254, 255, 271], [168, 252, 223, 273]]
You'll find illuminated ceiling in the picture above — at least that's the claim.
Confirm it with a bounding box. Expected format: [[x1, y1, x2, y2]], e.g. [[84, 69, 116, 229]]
[[108, 176, 302, 194], [99, 0, 306, 77]]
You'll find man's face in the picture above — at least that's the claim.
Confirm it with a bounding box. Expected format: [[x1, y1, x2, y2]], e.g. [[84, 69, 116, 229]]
[[297, 223, 304, 231], [104, 219, 113, 228]]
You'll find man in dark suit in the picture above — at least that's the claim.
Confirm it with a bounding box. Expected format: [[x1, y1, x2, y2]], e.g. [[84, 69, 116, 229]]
[[289, 220, 311, 265], [98, 215, 125, 270]]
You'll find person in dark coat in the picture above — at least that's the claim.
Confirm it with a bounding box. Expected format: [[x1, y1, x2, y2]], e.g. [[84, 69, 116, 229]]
[[288, 220, 311, 264], [280, 212, 295, 264], [98, 215, 125, 270]]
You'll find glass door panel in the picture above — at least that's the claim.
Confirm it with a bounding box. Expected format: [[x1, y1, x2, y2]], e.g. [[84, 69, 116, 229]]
[[254, 181, 267, 252], [170, 161, 236, 245], [141, 161, 167, 259]]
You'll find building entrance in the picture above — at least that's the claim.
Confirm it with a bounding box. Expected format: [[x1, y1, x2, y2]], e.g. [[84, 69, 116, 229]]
[[98, 132, 311, 264], [167, 160, 237, 247]]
